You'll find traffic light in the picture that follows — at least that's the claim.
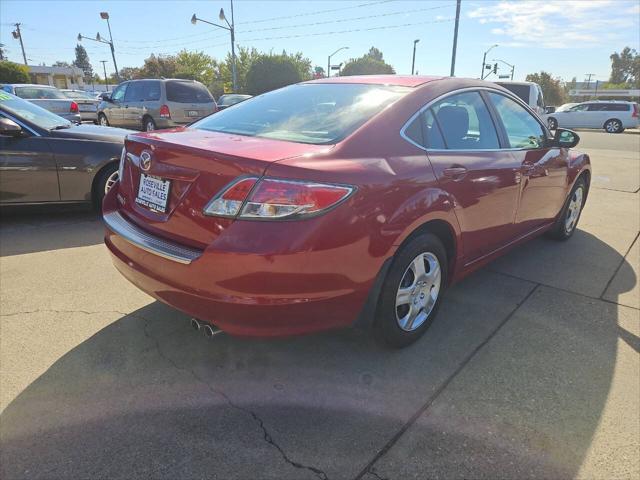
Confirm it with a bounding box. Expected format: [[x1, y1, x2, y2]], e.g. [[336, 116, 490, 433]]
[[493, 63, 498, 74]]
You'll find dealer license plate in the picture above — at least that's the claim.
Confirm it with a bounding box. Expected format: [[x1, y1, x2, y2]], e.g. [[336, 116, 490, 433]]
[[136, 174, 171, 212]]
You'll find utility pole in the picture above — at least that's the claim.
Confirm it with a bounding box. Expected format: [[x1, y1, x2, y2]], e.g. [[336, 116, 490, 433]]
[[411, 39, 420, 75], [100, 12, 120, 82], [100, 60, 109, 91], [450, 0, 461, 76], [584, 73, 595, 89], [12, 23, 28, 65]]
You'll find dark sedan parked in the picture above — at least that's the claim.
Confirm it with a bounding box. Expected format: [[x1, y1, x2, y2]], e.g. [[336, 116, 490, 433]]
[[0, 91, 131, 209]]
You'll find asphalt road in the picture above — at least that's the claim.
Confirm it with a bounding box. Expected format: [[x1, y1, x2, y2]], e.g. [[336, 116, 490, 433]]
[[1, 130, 638, 479]]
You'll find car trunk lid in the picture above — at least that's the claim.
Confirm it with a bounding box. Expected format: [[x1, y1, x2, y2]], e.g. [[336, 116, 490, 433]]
[[119, 128, 331, 248]]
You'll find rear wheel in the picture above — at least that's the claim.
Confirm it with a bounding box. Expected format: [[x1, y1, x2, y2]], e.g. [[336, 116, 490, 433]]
[[604, 118, 623, 133], [547, 117, 558, 130], [547, 176, 587, 240], [143, 116, 156, 132], [98, 113, 109, 127], [373, 233, 447, 348], [93, 163, 119, 213]]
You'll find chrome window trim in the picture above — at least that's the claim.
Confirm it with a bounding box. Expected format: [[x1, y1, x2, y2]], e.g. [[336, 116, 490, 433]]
[[399, 85, 550, 153], [104, 210, 202, 264], [0, 111, 41, 137]]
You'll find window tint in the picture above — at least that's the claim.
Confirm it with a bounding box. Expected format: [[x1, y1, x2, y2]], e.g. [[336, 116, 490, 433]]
[[124, 82, 145, 102], [497, 83, 530, 104], [404, 116, 423, 146], [488, 92, 546, 149], [430, 91, 499, 150], [193, 83, 409, 145], [111, 83, 127, 102], [142, 81, 161, 101], [14, 87, 66, 99], [166, 81, 213, 104], [603, 103, 629, 111]]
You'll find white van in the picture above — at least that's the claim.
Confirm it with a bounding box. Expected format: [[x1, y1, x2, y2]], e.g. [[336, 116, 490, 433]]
[[546, 101, 639, 133], [495, 81, 546, 116]]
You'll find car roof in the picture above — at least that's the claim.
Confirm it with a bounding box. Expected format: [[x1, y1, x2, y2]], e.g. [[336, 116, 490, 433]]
[[305, 75, 444, 87], [495, 81, 537, 86], [6, 83, 57, 88]]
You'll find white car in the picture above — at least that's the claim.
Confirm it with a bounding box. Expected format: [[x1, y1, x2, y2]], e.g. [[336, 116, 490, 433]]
[[547, 101, 639, 133]]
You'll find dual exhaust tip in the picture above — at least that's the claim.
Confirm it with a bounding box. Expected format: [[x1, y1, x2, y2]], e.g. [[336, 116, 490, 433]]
[[190, 318, 222, 338]]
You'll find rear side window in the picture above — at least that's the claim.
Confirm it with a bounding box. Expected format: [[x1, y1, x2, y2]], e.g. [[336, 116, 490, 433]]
[[603, 103, 629, 111], [488, 92, 546, 149], [166, 81, 213, 104], [142, 81, 161, 101], [430, 91, 499, 150]]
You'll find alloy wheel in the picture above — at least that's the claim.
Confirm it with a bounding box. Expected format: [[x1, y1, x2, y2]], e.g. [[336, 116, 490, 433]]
[[395, 252, 441, 332], [104, 171, 119, 194], [565, 186, 584, 234], [605, 120, 620, 133], [145, 120, 155, 132]]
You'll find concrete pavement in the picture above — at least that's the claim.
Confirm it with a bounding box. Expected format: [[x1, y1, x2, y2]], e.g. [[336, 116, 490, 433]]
[[1, 130, 638, 479]]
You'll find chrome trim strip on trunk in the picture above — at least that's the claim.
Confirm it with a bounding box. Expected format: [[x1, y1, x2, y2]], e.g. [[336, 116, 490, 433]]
[[104, 210, 202, 264]]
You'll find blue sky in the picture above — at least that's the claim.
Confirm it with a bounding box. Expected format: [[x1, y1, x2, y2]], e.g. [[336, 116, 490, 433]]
[[1, 0, 639, 83]]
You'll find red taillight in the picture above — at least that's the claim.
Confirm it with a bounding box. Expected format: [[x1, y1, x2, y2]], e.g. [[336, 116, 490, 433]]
[[203, 177, 354, 219], [70, 101, 79, 113], [159, 104, 171, 118], [632, 103, 638, 118]]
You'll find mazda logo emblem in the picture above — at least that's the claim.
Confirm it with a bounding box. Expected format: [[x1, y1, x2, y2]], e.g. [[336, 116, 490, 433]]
[[140, 150, 152, 171]]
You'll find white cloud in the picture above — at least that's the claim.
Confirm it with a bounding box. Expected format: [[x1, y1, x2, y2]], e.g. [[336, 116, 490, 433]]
[[467, 0, 638, 49]]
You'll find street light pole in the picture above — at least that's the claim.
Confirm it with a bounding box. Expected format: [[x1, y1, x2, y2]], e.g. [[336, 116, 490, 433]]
[[100, 12, 120, 82], [12, 23, 27, 65], [481, 44, 498, 79], [449, 0, 461, 76], [191, 1, 237, 92], [411, 39, 420, 75], [100, 60, 109, 91], [327, 46, 349, 78]]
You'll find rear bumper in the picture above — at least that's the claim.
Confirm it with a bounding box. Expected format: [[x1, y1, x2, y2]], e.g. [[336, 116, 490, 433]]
[[103, 187, 382, 337]]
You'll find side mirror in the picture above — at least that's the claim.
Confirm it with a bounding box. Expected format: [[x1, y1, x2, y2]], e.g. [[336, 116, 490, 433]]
[[100, 93, 112, 102], [553, 128, 580, 148], [0, 117, 22, 137], [544, 106, 556, 114]]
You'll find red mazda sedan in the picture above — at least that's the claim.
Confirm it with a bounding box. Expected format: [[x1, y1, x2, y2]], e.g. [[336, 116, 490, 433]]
[[103, 75, 590, 347]]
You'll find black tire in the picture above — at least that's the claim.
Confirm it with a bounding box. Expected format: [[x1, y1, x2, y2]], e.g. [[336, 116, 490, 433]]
[[547, 117, 558, 130], [604, 118, 623, 133], [373, 233, 448, 348], [98, 113, 110, 127], [93, 163, 119, 213], [547, 176, 587, 241], [143, 116, 156, 132]]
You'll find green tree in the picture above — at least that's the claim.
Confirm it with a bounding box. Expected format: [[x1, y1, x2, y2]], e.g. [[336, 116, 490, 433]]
[[72, 44, 93, 79], [175, 49, 216, 85], [340, 47, 395, 76], [139, 54, 177, 78], [0, 61, 29, 83], [246, 54, 303, 95], [118, 66, 142, 81], [609, 47, 639, 87], [53, 61, 71, 67], [525, 71, 567, 105]]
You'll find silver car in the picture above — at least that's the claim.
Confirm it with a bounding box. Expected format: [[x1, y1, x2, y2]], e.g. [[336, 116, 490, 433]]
[[97, 79, 217, 131], [60, 89, 100, 123], [0, 84, 82, 123]]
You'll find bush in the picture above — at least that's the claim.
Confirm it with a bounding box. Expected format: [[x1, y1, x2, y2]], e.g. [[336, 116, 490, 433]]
[[0, 61, 29, 83], [246, 54, 303, 95]]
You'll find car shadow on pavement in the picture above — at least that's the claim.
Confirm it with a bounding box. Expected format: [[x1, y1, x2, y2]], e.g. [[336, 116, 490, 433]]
[[0, 209, 103, 256], [0, 231, 637, 480]]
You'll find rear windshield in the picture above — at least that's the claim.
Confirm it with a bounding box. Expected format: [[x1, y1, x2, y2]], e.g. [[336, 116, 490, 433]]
[[496, 83, 530, 104], [165, 81, 214, 104], [192, 83, 410, 145], [14, 86, 67, 100]]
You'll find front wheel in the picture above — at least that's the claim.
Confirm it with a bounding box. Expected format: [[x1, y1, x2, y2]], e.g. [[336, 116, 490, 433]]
[[547, 177, 587, 241], [98, 113, 109, 127], [547, 117, 558, 130], [373, 233, 447, 348], [604, 118, 623, 133]]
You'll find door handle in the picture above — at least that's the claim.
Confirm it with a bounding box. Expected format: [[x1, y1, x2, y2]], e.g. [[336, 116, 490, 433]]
[[443, 166, 468, 180]]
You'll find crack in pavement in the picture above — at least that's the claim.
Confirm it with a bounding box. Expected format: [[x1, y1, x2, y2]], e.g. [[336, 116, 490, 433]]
[[0, 308, 134, 317], [142, 318, 329, 480]]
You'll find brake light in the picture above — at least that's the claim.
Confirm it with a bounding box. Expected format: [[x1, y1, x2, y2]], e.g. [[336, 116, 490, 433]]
[[159, 104, 171, 118], [70, 101, 79, 113], [632, 103, 638, 118], [203, 177, 258, 217], [203, 177, 354, 219]]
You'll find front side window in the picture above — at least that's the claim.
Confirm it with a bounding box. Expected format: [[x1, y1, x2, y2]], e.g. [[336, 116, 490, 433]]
[[429, 91, 499, 150], [488, 92, 546, 149], [569, 104, 589, 112], [193, 83, 410, 145], [111, 83, 127, 102]]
